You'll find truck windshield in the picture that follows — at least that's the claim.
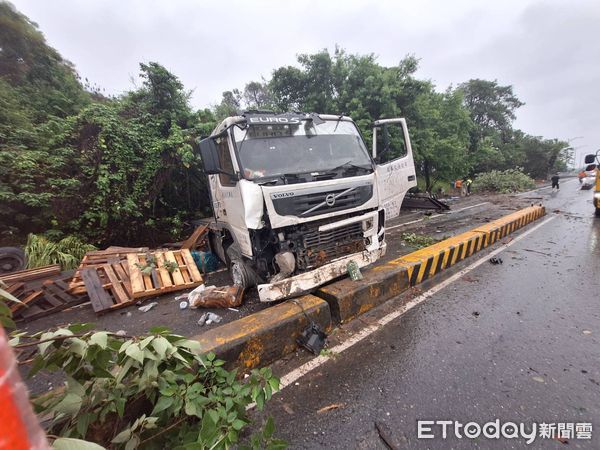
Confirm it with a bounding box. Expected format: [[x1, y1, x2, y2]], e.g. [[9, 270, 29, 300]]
[[232, 120, 373, 181]]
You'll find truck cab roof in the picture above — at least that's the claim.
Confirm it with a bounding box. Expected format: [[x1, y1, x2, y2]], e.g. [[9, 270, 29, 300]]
[[210, 112, 354, 137]]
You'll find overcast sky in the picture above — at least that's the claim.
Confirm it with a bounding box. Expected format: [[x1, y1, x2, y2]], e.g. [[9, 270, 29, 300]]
[[12, 0, 600, 165]]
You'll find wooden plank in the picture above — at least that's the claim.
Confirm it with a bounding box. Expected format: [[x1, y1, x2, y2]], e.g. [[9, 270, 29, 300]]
[[155, 252, 173, 288], [81, 268, 114, 313], [0, 264, 61, 283], [41, 291, 64, 308], [5, 282, 24, 295], [175, 252, 191, 284], [126, 254, 145, 294], [165, 251, 185, 285], [43, 282, 74, 304], [111, 262, 132, 297], [102, 264, 130, 304], [181, 224, 208, 249], [10, 290, 42, 313], [181, 249, 203, 283]]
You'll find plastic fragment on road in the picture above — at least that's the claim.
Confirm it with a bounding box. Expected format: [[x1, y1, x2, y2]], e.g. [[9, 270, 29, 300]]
[[489, 257, 503, 265], [197, 312, 223, 326], [297, 323, 327, 355], [347, 260, 363, 281], [189, 285, 244, 309], [179, 301, 188, 309], [138, 301, 158, 312]]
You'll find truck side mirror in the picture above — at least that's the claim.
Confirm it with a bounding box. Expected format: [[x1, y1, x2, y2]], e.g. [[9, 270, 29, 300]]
[[584, 154, 596, 164], [199, 137, 221, 175], [585, 164, 597, 171]]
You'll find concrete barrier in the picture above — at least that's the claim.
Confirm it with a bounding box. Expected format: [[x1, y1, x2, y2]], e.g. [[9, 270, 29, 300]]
[[193, 294, 330, 370], [317, 264, 409, 324], [384, 205, 546, 286], [192, 205, 546, 371]]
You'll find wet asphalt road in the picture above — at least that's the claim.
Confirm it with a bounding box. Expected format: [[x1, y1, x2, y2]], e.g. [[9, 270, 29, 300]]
[[261, 179, 600, 449]]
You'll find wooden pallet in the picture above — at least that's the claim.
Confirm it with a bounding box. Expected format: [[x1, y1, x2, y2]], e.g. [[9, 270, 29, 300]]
[[12, 277, 88, 321], [69, 250, 143, 295], [81, 258, 134, 313], [127, 249, 203, 299], [0, 264, 61, 284]]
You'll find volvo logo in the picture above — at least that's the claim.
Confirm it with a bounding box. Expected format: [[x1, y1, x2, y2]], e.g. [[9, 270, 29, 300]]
[[325, 193, 336, 207]]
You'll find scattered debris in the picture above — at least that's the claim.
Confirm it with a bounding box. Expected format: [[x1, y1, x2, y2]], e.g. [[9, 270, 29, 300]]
[[227, 307, 239, 312], [582, 330, 592, 335], [198, 312, 222, 326], [297, 323, 327, 354], [532, 376, 545, 383], [375, 422, 398, 450], [7, 275, 87, 321], [523, 248, 552, 256], [189, 285, 244, 309], [138, 302, 158, 312], [317, 403, 345, 414], [489, 257, 503, 265], [472, 311, 480, 317], [179, 301, 188, 309], [347, 260, 363, 281]]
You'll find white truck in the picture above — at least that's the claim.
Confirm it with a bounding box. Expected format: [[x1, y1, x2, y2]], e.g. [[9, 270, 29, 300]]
[[198, 112, 417, 302]]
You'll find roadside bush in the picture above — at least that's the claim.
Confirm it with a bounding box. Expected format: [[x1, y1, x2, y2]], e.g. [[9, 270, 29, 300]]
[[472, 168, 535, 193], [400, 233, 438, 249], [11, 325, 285, 449], [25, 233, 96, 270]]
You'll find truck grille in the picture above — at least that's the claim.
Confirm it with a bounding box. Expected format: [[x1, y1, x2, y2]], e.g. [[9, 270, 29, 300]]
[[297, 221, 365, 269], [272, 184, 373, 218]]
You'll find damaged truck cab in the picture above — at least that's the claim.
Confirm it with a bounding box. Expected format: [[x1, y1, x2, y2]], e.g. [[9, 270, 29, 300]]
[[198, 112, 417, 302]]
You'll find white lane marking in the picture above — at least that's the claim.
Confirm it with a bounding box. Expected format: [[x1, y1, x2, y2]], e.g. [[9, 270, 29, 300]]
[[517, 178, 577, 196], [386, 202, 490, 231], [276, 215, 556, 392]]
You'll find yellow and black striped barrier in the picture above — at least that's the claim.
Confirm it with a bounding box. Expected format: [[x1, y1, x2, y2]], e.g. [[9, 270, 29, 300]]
[[390, 205, 546, 286], [192, 205, 546, 371]]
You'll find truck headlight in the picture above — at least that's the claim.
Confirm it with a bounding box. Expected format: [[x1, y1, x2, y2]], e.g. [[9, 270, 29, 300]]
[[594, 193, 600, 200]]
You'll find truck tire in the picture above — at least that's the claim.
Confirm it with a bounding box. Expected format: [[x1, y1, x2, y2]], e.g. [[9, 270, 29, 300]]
[[0, 247, 27, 275], [595, 207, 600, 217], [230, 259, 255, 289]]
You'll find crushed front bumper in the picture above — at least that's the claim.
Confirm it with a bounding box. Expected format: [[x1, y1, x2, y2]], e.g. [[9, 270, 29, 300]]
[[257, 247, 384, 302]]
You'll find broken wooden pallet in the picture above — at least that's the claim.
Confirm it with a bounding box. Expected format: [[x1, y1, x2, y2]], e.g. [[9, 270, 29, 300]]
[[69, 250, 139, 295], [127, 249, 203, 299], [181, 224, 209, 250], [80, 261, 133, 313], [12, 277, 88, 321], [0, 264, 61, 284]]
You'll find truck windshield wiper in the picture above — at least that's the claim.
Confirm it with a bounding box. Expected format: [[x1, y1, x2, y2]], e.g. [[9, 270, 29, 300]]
[[279, 173, 305, 184], [329, 160, 371, 173]]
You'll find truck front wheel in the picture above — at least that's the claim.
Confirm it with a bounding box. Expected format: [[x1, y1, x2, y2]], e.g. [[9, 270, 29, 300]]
[[595, 207, 600, 217], [230, 259, 255, 289]]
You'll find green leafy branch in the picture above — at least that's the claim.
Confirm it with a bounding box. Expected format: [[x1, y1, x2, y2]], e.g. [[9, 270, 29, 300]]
[[12, 324, 284, 449]]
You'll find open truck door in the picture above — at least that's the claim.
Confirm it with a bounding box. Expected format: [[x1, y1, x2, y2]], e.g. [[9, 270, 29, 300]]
[[372, 118, 417, 220]]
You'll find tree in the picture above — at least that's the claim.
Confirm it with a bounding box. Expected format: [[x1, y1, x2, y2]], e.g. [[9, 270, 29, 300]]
[[457, 79, 524, 172], [214, 89, 241, 120], [410, 88, 472, 191], [242, 80, 273, 110]]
